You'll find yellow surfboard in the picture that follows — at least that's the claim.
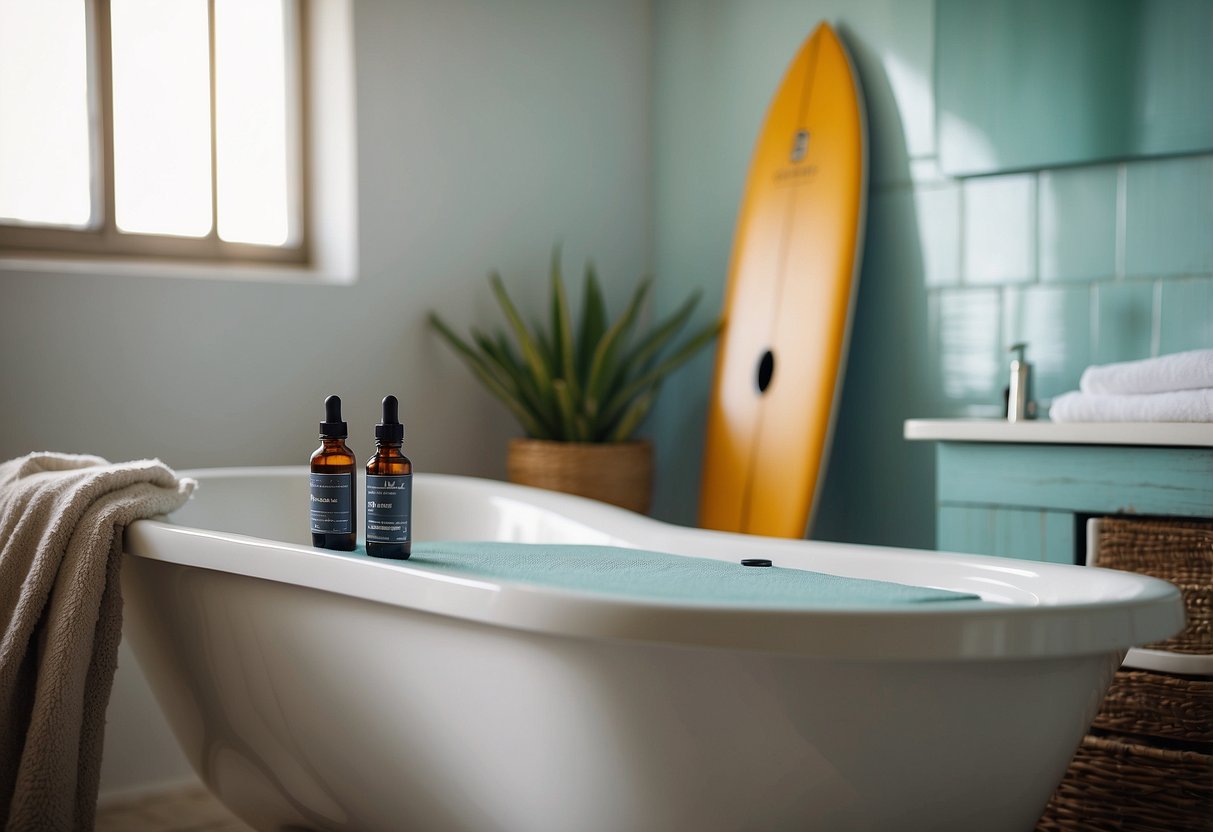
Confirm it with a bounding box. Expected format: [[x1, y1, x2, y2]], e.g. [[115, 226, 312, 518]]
[[699, 23, 866, 538]]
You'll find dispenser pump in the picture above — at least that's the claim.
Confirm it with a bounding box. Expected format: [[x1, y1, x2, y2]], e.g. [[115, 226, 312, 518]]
[[320, 395, 348, 438], [375, 395, 405, 443], [1006, 343, 1035, 422]]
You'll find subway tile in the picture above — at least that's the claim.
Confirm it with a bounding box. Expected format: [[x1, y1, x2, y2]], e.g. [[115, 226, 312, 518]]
[[1003, 284, 1092, 402], [1124, 155, 1213, 278], [915, 183, 961, 287], [1158, 276, 1213, 355], [1038, 165, 1118, 282], [1093, 281, 1154, 364], [931, 287, 1002, 405], [963, 174, 1035, 285]]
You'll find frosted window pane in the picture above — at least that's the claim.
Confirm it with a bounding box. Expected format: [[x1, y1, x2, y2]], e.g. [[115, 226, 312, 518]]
[[0, 0, 92, 228], [111, 0, 212, 237], [215, 0, 292, 246]]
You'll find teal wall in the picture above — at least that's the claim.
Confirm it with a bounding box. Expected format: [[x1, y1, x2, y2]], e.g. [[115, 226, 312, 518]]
[[648, 0, 1213, 548]]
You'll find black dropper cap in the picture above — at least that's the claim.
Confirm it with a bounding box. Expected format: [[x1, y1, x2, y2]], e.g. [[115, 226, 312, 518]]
[[319, 395, 348, 438], [375, 395, 404, 443]]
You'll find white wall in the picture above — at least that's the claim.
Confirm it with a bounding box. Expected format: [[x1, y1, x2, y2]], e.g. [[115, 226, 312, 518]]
[[0, 0, 652, 476], [0, 0, 653, 796]]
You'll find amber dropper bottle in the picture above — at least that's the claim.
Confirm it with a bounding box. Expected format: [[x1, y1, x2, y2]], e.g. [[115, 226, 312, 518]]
[[309, 395, 356, 551], [365, 395, 412, 559]]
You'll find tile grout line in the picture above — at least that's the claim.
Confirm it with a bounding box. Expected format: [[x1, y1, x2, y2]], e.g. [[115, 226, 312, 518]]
[[1090, 282, 1100, 363], [1029, 171, 1039, 285], [1151, 280, 1163, 357], [1115, 163, 1127, 280]]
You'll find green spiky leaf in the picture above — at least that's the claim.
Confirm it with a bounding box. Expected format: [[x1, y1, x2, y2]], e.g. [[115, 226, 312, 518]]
[[576, 263, 607, 383], [429, 253, 719, 443], [599, 318, 723, 427], [549, 247, 580, 402], [489, 271, 552, 397], [584, 277, 651, 417], [428, 313, 547, 437], [605, 391, 655, 442]]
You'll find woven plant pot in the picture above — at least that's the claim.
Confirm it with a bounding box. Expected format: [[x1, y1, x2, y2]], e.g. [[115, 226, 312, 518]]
[[507, 438, 653, 514]]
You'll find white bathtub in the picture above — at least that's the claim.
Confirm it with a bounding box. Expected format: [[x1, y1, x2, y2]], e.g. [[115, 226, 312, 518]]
[[121, 467, 1182, 832]]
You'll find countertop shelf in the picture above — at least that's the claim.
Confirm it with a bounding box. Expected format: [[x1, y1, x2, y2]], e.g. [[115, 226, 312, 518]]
[[904, 419, 1213, 448], [907, 417, 1213, 677]]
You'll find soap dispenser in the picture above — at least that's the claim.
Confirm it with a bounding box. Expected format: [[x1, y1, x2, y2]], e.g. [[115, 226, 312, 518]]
[[1006, 343, 1036, 422]]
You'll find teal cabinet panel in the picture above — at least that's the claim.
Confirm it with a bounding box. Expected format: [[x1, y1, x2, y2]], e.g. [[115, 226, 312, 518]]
[[939, 505, 1075, 564], [937, 443, 1213, 518]]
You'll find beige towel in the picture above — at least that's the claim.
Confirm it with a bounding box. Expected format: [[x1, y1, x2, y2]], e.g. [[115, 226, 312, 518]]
[[0, 453, 194, 832]]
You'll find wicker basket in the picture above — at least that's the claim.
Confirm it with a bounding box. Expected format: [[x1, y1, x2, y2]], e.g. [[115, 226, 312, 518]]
[[1092, 668, 1213, 743], [1037, 735, 1213, 832], [507, 438, 653, 514], [1094, 517, 1213, 654]]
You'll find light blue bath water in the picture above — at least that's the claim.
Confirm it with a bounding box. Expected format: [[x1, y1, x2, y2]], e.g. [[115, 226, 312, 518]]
[[338, 541, 981, 609]]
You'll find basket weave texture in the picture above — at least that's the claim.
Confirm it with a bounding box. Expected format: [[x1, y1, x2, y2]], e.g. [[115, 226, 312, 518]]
[[1095, 517, 1212, 654], [1039, 515, 1213, 831], [1036, 735, 1213, 832], [507, 438, 653, 514], [1092, 668, 1213, 743]]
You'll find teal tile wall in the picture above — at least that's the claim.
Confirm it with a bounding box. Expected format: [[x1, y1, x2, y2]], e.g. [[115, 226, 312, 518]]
[[931, 288, 1001, 405], [1159, 278, 1213, 355], [1094, 281, 1155, 364], [1125, 156, 1213, 278], [962, 174, 1035, 285], [916, 184, 961, 288], [1003, 284, 1093, 402], [650, 0, 1213, 549], [935, 0, 1213, 175], [1038, 166, 1119, 282]]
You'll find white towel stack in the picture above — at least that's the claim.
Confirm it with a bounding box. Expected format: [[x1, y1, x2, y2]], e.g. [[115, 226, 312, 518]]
[[1050, 349, 1213, 423]]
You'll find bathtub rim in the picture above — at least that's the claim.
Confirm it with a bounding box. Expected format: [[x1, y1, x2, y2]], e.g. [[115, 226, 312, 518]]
[[121, 467, 1184, 662]]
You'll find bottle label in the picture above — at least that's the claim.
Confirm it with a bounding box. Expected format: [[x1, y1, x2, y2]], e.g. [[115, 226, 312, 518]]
[[366, 474, 412, 543], [310, 472, 353, 534]]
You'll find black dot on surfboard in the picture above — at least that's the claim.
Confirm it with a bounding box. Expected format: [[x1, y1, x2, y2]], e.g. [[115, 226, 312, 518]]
[[756, 350, 775, 394]]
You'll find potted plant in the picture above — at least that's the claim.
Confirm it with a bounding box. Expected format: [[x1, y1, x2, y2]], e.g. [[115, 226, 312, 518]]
[[429, 250, 720, 513]]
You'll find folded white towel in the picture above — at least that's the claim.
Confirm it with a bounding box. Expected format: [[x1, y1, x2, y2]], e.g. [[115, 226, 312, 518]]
[[0, 453, 194, 832], [1050, 388, 1213, 422], [1080, 349, 1213, 396]]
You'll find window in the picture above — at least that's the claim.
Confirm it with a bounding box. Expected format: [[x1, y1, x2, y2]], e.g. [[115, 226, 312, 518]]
[[0, 0, 309, 265]]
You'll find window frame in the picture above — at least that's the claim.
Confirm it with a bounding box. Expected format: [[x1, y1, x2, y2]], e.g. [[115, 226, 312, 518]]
[[0, 0, 312, 266]]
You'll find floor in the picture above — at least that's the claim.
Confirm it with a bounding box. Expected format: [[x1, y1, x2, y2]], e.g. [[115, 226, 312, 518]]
[[95, 784, 253, 832]]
